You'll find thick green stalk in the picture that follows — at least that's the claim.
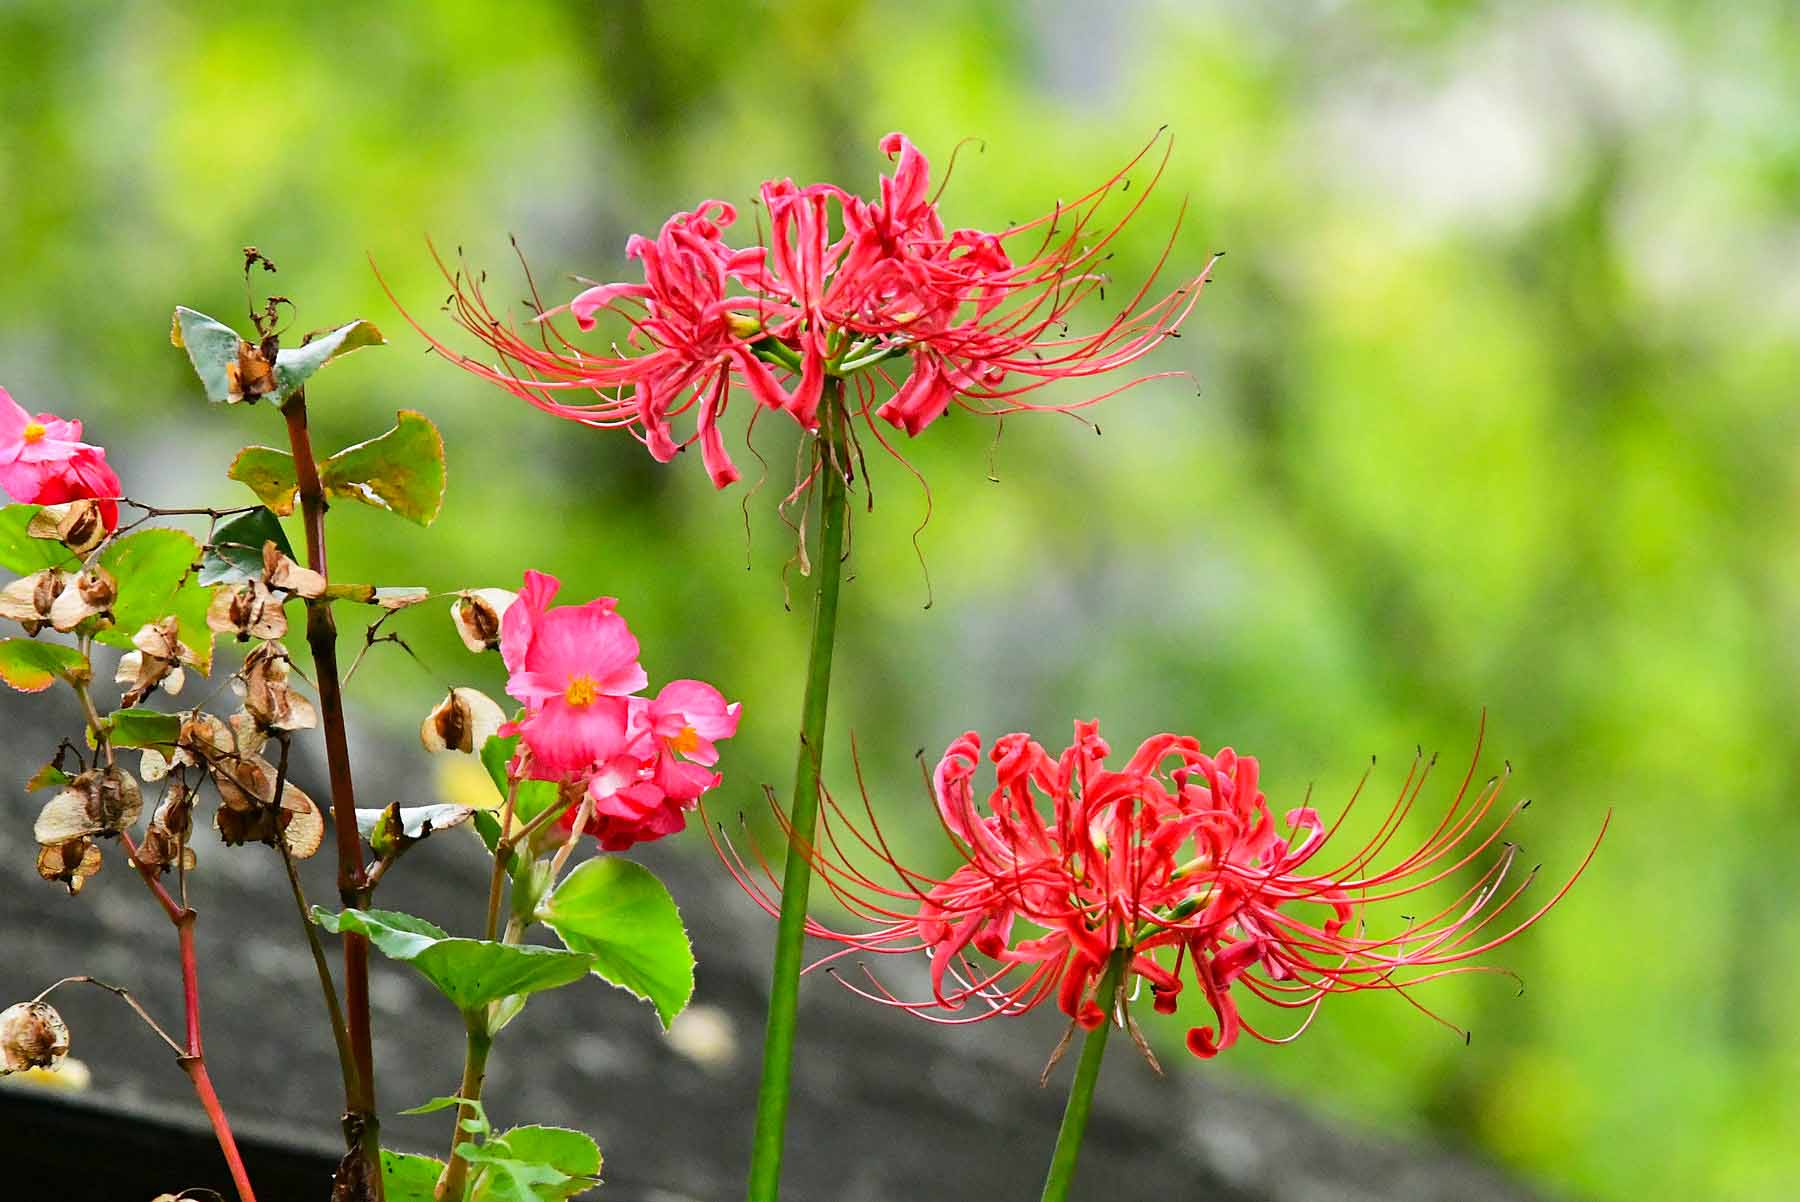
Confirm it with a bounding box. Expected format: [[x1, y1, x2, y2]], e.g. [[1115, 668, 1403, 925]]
[[1039, 951, 1129, 1202], [747, 382, 849, 1202]]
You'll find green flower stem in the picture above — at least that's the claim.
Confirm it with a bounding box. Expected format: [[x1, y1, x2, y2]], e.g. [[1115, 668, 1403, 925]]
[[747, 380, 850, 1202], [1040, 950, 1129, 1202], [435, 1012, 494, 1202]]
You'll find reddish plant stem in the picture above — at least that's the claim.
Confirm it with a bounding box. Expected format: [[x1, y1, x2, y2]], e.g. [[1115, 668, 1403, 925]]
[[282, 389, 384, 1198], [117, 829, 259, 1202], [181, 1057, 259, 1202]]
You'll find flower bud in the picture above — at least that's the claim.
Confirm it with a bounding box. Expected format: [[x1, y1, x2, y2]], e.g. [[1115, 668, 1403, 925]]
[[0, 1002, 69, 1074]]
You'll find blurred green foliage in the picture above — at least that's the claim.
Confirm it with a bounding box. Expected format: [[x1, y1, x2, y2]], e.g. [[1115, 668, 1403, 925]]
[[3, 2, 1797, 1199]]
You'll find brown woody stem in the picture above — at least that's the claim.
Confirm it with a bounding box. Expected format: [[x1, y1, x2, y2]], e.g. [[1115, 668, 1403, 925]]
[[281, 388, 383, 1199]]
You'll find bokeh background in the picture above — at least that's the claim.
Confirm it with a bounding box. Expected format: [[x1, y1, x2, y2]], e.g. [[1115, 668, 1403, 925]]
[[2, 2, 1797, 1200]]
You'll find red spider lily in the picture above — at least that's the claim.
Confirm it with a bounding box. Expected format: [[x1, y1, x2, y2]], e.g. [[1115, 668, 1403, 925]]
[[383, 131, 1217, 489], [714, 719, 1606, 1059]]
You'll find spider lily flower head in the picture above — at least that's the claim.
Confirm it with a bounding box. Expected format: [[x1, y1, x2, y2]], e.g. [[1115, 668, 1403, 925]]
[[0, 387, 122, 529], [499, 569, 739, 851], [389, 131, 1215, 490], [716, 719, 1605, 1059]]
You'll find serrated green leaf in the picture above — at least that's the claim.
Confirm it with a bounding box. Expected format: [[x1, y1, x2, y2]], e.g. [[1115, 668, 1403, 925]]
[[381, 1148, 448, 1202], [313, 907, 592, 1013], [171, 306, 244, 404], [0, 638, 86, 693], [462, 1127, 601, 1202], [200, 507, 296, 586], [320, 410, 445, 526], [486, 1127, 601, 1197], [107, 707, 182, 749], [539, 858, 694, 1029], [90, 528, 217, 673], [273, 319, 385, 399], [0, 505, 82, 574], [226, 446, 300, 516]]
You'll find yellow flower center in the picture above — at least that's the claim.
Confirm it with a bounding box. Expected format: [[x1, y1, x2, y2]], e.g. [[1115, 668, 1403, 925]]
[[669, 725, 700, 756], [22, 422, 47, 443], [564, 674, 599, 707]]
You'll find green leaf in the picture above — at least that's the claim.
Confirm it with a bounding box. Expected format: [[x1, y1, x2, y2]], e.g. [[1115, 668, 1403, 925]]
[[381, 1148, 448, 1202], [487, 1127, 601, 1193], [312, 907, 592, 1013], [171, 307, 244, 404], [200, 507, 296, 585], [226, 446, 299, 516], [26, 760, 72, 792], [273, 319, 385, 399], [320, 410, 446, 526], [480, 734, 560, 826], [107, 707, 182, 749], [91, 529, 217, 673], [539, 858, 695, 1029], [462, 1127, 601, 1202], [0, 505, 81, 574], [0, 638, 87, 693], [400, 1095, 485, 1131]]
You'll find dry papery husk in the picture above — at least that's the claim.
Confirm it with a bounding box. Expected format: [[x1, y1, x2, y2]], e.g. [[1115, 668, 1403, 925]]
[[26, 499, 106, 555], [0, 568, 66, 634], [206, 579, 287, 641], [209, 754, 323, 859], [451, 588, 516, 653], [48, 565, 116, 632], [0, 1001, 69, 1075], [236, 641, 317, 732], [419, 686, 504, 754]]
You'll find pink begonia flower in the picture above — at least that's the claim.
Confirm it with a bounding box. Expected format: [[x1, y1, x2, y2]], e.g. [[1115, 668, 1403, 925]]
[[391, 132, 1216, 489], [0, 387, 123, 528], [499, 570, 739, 851], [718, 719, 1605, 1059]]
